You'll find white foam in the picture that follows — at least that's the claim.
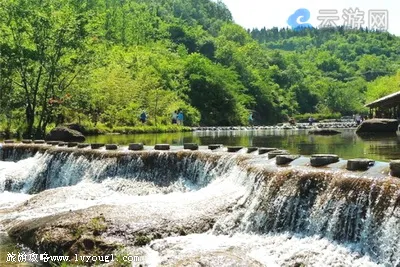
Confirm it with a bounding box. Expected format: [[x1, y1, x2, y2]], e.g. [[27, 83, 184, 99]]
[[146, 233, 380, 267]]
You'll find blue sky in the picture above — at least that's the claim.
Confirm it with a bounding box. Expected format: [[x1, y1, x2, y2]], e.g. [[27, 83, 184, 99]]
[[220, 0, 400, 36]]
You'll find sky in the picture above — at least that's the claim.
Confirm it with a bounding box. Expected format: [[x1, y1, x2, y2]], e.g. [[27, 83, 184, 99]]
[[220, 0, 400, 36]]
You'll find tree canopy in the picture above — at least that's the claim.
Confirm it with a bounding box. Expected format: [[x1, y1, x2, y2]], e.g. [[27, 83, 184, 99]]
[[0, 0, 399, 137]]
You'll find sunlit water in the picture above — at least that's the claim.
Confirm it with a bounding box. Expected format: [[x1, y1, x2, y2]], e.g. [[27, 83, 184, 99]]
[[83, 129, 400, 161], [2, 129, 400, 161]]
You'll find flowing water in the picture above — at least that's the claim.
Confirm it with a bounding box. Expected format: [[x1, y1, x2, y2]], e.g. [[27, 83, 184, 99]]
[[84, 129, 400, 161], [0, 144, 400, 266]]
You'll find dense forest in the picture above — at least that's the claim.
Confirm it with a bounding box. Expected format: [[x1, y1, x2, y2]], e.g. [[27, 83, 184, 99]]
[[0, 0, 399, 138]]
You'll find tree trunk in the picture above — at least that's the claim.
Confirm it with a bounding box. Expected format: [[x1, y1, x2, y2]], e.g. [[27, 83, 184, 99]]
[[25, 104, 35, 138]]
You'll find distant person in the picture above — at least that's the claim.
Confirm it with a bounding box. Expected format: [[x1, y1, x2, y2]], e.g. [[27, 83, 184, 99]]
[[140, 111, 147, 124], [177, 110, 184, 125], [249, 112, 254, 126], [172, 111, 178, 124], [308, 116, 314, 126], [355, 114, 361, 126]]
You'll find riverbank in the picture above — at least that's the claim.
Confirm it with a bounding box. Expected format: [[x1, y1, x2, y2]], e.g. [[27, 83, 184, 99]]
[[0, 121, 359, 140], [0, 124, 194, 139]]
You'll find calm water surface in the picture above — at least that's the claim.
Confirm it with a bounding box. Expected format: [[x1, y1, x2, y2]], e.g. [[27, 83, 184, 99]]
[[85, 129, 400, 161]]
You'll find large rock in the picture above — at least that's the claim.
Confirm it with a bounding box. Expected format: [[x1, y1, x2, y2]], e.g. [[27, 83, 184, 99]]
[[276, 155, 300, 165], [309, 129, 341, 135], [310, 154, 339, 167], [64, 123, 86, 134], [356, 119, 399, 134], [268, 150, 290, 160], [347, 159, 375, 171], [390, 160, 400, 178], [46, 127, 85, 142]]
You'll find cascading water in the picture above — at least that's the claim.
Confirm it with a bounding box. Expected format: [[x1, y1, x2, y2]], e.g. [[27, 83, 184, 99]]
[[0, 144, 399, 266]]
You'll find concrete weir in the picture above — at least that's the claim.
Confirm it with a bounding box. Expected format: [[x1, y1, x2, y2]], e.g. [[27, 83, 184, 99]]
[[0, 141, 397, 178], [1, 141, 400, 266]]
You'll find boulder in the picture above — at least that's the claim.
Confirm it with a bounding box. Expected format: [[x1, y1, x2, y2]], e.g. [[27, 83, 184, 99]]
[[67, 142, 78, 148], [64, 123, 86, 134], [268, 150, 290, 159], [390, 160, 400, 178], [184, 143, 199, 151], [247, 147, 258, 153], [105, 144, 118, 150], [309, 129, 341, 135], [91, 143, 104, 149], [310, 154, 339, 167], [155, 144, 170, 151], [276, 155, 300, 165], [356, 119, 399, 134], [259, 148, 278, 155], [77, 143, 90, 149], [208, 144, 223, 151], [227, 146, 243, 153], [47, 141, 60, 146], [129, 143, 144, 151], [46, 127, 85, 142], [347, 159, 375, 171]]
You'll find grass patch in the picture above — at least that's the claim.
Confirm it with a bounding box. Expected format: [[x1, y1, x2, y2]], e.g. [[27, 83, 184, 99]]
[[65, 123, 193, 135]]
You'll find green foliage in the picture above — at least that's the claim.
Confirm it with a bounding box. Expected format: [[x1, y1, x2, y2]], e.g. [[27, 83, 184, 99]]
[[366, 71, 400, 103], [1, 1, 400, 138], [294, 113, 342, 122]]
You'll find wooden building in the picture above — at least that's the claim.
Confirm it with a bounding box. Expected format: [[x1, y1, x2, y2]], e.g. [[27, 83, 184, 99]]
[[366, 91, 400, 119]]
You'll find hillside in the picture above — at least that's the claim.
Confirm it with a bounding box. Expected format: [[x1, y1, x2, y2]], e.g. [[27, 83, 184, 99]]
[[0, 0, 399, 138]]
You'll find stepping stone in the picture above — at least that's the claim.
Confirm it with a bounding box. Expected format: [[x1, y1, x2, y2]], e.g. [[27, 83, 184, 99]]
[[268, 150, 290, 159], [34, 140, 46, 144], [155, 144, 170, 151], [47, 141, 60, 146], [247, 147, 258, 153], [22, 140, 33, 144], [208, 144, 223, 150], [91, 143, 104, 149], [309, 129, 341, 136], [4, 140, 15, 144], [77, 143, 90, 149], [129, 143, 144, 151], [276, 155, 300, 166], [227, 146, 243, 153], [390, 160, 400, 178], [105, 144, 118, 150], [259, 148, 278, 155], [67, 142, 78, 148], [310, 154, 339, 167], [184, 143, 199, 151], [347, 159, 375, 171], [58, 142, 67, 147]]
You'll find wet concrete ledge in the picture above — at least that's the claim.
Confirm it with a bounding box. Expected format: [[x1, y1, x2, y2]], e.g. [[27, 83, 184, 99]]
[[0, 142, 398, 179]]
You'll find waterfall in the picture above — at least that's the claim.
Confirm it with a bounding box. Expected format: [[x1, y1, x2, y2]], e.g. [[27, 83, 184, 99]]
[[212, 167, 400, 265], [0, 149, 237, 195], [1, 145, 400, 266]]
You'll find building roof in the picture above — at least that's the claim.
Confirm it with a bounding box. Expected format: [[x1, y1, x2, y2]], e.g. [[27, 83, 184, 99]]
[[365, 91, 400, 108]]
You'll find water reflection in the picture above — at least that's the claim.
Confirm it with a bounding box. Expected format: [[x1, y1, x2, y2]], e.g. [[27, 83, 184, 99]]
[[82, 129, 400, 161]]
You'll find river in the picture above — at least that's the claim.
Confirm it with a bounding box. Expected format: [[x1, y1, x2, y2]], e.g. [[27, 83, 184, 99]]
[[84, 129, 400, 161]]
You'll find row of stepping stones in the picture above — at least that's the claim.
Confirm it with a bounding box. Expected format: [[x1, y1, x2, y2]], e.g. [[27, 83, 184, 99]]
[[2, 140, 400, 177]]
